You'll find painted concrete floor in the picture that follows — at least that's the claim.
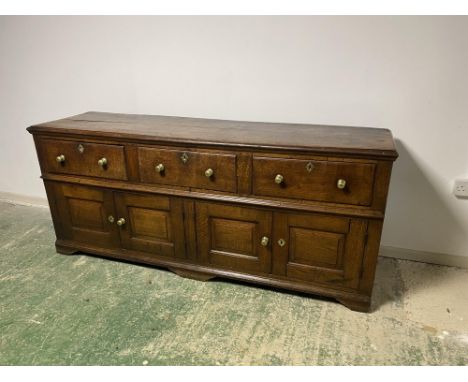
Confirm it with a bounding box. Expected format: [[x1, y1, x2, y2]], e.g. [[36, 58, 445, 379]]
[[0, 201, 467, 365]]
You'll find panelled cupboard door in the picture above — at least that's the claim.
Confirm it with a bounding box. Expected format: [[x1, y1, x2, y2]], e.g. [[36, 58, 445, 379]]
[[195, 202, 273, 274], [53, 183, 120, 248], [113, 192, 186, 258], [272, 212, 368, 289]]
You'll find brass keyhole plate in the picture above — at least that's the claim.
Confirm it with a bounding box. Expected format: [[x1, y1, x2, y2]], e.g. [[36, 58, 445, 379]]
[[180, 152, 189, 164], [77, 144, 84, 154], [306, 162, 314, 172]]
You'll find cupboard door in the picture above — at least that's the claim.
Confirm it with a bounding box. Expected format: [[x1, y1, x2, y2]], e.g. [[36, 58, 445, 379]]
[[195, 202, 273, 274], [272, 212, 367, 289], [114, 192, 186, 258], [53, 183, 119, 248]]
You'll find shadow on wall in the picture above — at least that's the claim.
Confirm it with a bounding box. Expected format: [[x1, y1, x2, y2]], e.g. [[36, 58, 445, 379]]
[[382, 138, 466, 256]]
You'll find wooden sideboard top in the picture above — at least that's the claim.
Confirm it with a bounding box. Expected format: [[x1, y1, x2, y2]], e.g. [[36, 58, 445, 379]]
[[27, 111, 398, 159]]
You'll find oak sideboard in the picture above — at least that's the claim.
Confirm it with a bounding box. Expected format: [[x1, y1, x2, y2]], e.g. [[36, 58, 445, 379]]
[[28, 112, 398, 311]]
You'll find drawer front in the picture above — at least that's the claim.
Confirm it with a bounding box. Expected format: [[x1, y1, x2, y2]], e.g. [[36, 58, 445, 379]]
[[253, 157, 375, 206], [38, 139, 127, 180], [138, 147, 237, 193]]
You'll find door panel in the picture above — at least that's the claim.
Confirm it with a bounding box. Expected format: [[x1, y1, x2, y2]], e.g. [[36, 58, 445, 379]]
[[114, 192, 186, 258], [53, 183, 119, 248], [272, 212, 367, 289], [289, 228, 345, 267], [196, 202, 273, 274]]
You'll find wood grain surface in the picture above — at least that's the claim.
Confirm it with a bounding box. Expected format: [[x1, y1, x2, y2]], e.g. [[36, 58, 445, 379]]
[[28, 111, 398, 159]]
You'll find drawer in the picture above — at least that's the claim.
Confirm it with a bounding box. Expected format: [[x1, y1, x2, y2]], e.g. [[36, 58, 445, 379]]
[[252, 156, 375, 206], [38, 139, 127, 180], [138, 147, 237, 193]]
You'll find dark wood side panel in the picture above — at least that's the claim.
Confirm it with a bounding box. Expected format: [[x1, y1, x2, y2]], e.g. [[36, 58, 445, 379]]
[[371, 161, 394, 212], [359, 219, 384, 294], [43, 180, 64, 239]]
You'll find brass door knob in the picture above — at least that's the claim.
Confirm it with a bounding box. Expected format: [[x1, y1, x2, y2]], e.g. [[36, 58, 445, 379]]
[[337, 179, 347, 189], [98, 157, 108, 167], [56, 154, 65, 163], [155, 163, 165, 173], [260, 236, 269, 247], [275, 174, 284, 184], [116, 218, 126, 226], [278, 238, 286, 247], [205, 168, 214, 178]]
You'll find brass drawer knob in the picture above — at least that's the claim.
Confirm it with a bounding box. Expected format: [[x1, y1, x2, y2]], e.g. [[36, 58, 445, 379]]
[[56, 154, 65, 163], [278, 238, 286, 247], [260, 236, 269, 247], [98, 157, 108, 167], [116, 218, 126, 226], [155, 163, 165, 173], [337, 179, 347, 189], [275, 174, 284, 184], [205, 168, 214, 178]]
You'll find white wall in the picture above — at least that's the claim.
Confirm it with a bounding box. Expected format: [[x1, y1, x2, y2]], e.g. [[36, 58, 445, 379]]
[[1, 16, 467, 258]]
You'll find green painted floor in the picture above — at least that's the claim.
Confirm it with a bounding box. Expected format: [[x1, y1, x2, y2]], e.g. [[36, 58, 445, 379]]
[[0, 201, 467, 365]]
